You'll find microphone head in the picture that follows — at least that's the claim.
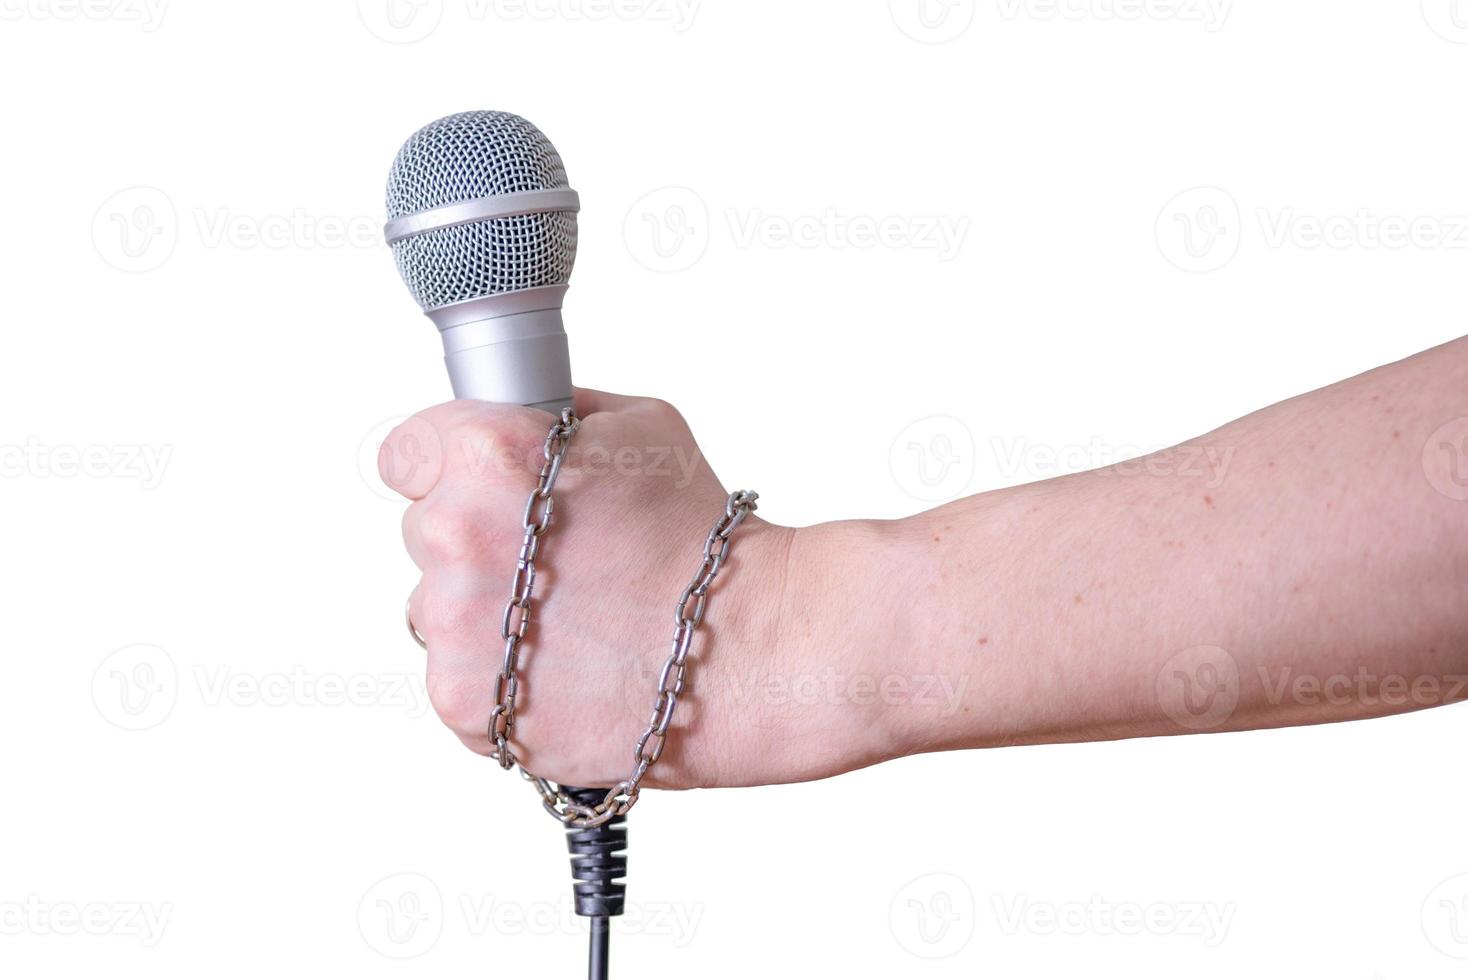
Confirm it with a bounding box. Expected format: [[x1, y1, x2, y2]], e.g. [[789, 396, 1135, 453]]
[[385, 110, 578, 313]]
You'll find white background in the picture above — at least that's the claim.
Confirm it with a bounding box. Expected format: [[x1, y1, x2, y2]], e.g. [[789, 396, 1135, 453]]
[[2, 1, 1466, 977]]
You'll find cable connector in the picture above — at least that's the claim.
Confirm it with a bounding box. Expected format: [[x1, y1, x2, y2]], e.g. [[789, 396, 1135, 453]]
[[562, 786, 627, 980]]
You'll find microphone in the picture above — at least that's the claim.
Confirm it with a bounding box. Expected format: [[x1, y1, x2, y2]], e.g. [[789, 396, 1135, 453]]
[[384, 110, 579, 413], [383, 110, 623, 980]]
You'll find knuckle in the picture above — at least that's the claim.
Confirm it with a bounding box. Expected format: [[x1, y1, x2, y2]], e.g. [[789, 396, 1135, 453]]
[[451, 409, 545, 480], [416, 503, 495, 566], [640, 397, 684, 425], [415, 586, 482, 643], [427, 673, 484, 735]]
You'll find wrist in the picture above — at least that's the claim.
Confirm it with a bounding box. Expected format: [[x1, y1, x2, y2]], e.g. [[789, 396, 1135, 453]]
[[764, 517, 924, 779], [701, 511, 965, 788]]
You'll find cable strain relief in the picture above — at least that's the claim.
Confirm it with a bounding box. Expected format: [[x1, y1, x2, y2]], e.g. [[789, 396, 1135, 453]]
[[561, 786, 628, 918]]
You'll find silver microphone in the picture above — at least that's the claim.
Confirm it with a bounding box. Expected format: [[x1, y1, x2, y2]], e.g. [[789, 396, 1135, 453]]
[[384, 110, 579, 413]]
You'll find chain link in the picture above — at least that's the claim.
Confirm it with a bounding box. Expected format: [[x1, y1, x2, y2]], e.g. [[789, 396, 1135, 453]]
[[487, 407, 580, 770], [485, 408, 759, 829]]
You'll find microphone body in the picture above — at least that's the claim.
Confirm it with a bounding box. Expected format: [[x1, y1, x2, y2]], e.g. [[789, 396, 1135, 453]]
[[384, 110, 625, 977]]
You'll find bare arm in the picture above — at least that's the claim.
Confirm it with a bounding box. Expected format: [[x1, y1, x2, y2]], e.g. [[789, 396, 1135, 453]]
[[383, 337, 1468, 789], [794, 335, 1468, 770]]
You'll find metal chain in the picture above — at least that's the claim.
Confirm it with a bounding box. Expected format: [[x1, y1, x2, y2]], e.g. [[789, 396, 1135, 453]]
[[487, 408, 759, 829], [487, 407, 581, 770]]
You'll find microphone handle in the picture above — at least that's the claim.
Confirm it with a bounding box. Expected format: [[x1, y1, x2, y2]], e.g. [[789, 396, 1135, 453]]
[[438, 315, 626, 941], [433, 294, 573, 412]]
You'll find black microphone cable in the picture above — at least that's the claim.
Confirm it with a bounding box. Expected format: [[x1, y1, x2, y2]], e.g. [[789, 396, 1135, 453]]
[[562, 787, 627, 980]]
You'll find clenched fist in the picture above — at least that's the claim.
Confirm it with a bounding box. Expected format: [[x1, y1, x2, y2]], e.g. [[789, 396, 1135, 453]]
[[379, 390, 873, 791]]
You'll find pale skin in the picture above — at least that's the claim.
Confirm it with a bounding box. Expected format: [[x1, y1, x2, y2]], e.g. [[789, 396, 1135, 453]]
[[381, 336, 1468, 790]]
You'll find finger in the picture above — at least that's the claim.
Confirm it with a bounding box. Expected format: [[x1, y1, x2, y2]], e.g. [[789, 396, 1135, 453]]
[[377, 401, 475, 501], [415, 570, 501, 751], [402, 487, 510, 572], [437, 402, 555, 492], [386, 400, 555, 503]]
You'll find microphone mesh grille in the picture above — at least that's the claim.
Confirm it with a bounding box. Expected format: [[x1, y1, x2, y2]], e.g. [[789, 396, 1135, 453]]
[[386, 110, 578, 311]]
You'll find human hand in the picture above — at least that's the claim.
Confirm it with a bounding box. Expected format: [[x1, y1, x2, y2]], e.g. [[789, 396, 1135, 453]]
[[380, 390, 882, 790]]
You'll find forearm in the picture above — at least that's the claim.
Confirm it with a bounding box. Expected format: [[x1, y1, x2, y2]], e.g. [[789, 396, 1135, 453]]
[[794, 337, 1468, 767]]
